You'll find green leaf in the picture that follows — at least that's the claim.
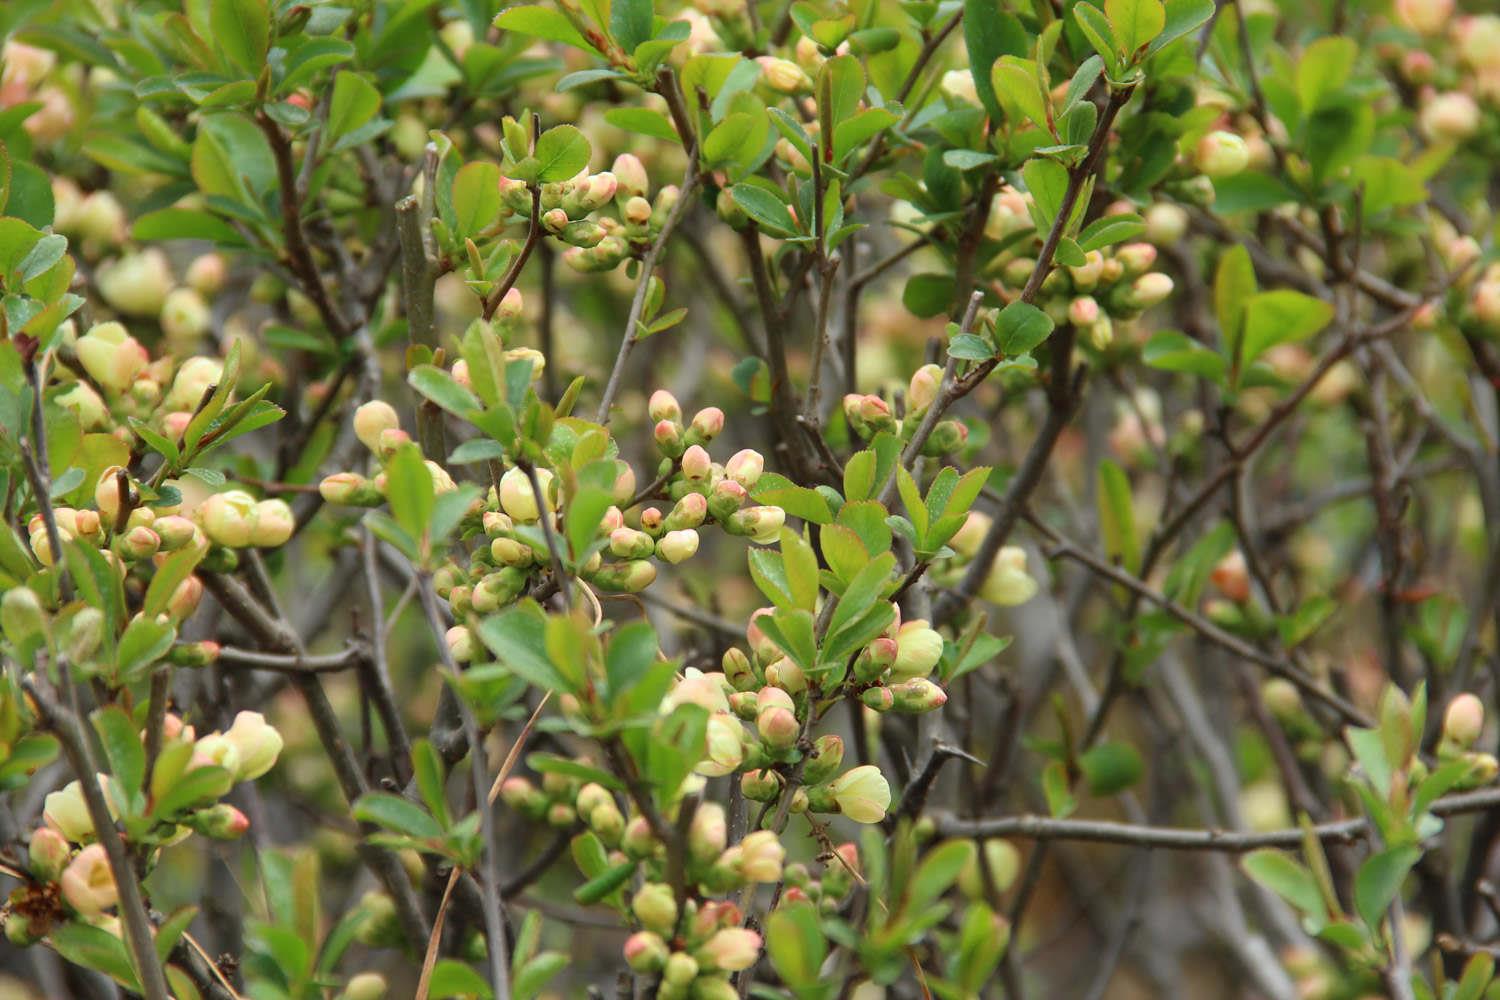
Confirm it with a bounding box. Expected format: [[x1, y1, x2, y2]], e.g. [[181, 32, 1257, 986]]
[[533, 124, 591, 182], [992, 57, 1050, 132], [903, 272, 956, 319], [326, 71, 381, 147], [132, 208, 244, 245], [1078, 740, 1143, 796], [385, 444, 435, 544], [409, 364, 482, 418], [780, 528, 820, 613], [115, 615, 177, 682], [476, 601, 575, 693], [609, 0, 654, 52], [1147, 0, 1215, 55], [1105, 0, 1165, 59], [210, 0, 270, 75], [828, 552, 896, 641], [948, 333, 995, 361], [154, 765, 233, 816], [730, 184, 796, 236], [452, 161, 503, 239], [1077, 213, 1145, 251], [574, 858, 637, 904], [493, 6, 593, 51], [412, 739, 451, 829], [1214, 244, 1257, 365], [1296, 36, 1357, 115], [766, 900, 826, 988], [429, 959, 495, 1000], [353, 791, 444, 840], [1142, 330, 1227, 383], [529, 753, 625, 791], [1241, 290, 1334, 367], [51, 921, 139, 989], [996, 301, 1054, 356], [1096, 460, 1138, 573], [92, 706, 145, 799], [908, 839, 974, 912], [1021, 157, 1069, 233], [962, 0, 1026, 122], [603, 107, 678, 141], [1242, 850, 1327, 921], [1072, 3, 1120, 75], [1353, 846, 1420, 935]]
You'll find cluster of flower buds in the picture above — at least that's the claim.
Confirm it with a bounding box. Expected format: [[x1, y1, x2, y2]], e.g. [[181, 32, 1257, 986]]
[[926, 512, 1040, 608], [555, 154, 679, 273], [1381, 8, 1500, 143], [0, 41, 73, 145], [4, 712, 280, 946], [841, 369, 970, 456], [644, 389, 787, 545], [976, 190, 1179, 353]]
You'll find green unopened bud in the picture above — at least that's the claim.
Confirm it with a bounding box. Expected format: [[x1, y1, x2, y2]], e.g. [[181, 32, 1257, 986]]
[[623, 815, 659, 858], [169, 640, 221, 667], [1194, 130, 1250, 178], [663, 952, 698, 988], [1, 586, 47, 647], [1444, 693, 1485, 750], [695, 927, 762, 971], [665, 494, 708, 531], [338, 972, 388, 1000], [923, 419, 968, 455], [689, 801, 728, 864], [757, 705, 799, 750], [590, 801, 626, 846], [4, 911, 42, 947], [860, 686, 895, 712], [28, 826, 70, 882], [63, 607, 105, 663], [722, 648, 756, 690], [741, 769, 781, 802], [590, 560, 657, 593], [803, 735, 845, 785], [889, 677, 948, 713], [187, 803, 251, 839], [854, 636, 899, 683], [354, 891, 403, 948], [632, 882, 679, 935]]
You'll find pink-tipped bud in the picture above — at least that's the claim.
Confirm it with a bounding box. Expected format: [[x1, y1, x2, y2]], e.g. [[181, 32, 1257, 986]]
[[1211, 550, 1251, 603], [654, 419, 685, 456], [28, 827, 70, 882], [631, 882, 678, 935], [648, 389, 682, 424], [681, 444, 712, 480], [725, 449, 764, 489], [1068, 296, 1101, 327], [666, 492, 708, 531], [623, 931, 670, 973], [690, 407, 725, 441], [612, 154, 649, 199], [907, 364, 942, 418], [757, 705, 799, 750], [889, 677, 948, 713], [695, 927, 762, 971], [189, 803, 251, 839], [354, 401, 400, 453]]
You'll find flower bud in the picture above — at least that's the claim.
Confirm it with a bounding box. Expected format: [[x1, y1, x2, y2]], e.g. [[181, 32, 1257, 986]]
[[354, 401, 400, 453], [654, 529, 698, 565], [1067, 251, 1105, 291], [197, 489, 260, 548], [958, 839, 1021, 899], [624, 195, 654, 227], [1115, 243, 1158, 277], [666, 493, 708, 531], [890, 677, 948, 713], [1, 585, 47, 647], [1210, 550, 1251, 603], [339, 973, 388, 1000], [624, 931, 670, 973], [689, 407, 725, 443], [742, 769, 781, 801], [696, 927, 761, 971], [170, 640, 221, 667], [1261, 678, 1303, 721], [664, 952, 699, 987], [612, 154, 649, 200], [681, 444, 712, 480], [907, 364, 942, 418], [727, 505, 786, 544], [722, 648, 756, 690], [188, 803, 251, 839], [96, 249, 173, 317], [28, 826, 70, 882], [649, 389, 682, 424], [446, 626, 475, 663], [1068, 296, 1101, 328], [980, 546, 1038, 606], [757, 705, 799, 750], [222, 711, 284, 780], [185, 253, 227, 298], [689, 802, 729, 863], [739, 830, 785, 883], [61, 843, 117, 915], [892, 620, 943, 681], [249, 499, 294, 548], [803, 734, 845, 785], [757, 56, 809, 93], [1194, 130, 1250, 179], [1130, 272, 1174, 310], [725, 449, 764, 489], [1445, 693, 1485, 749], [76, 321, 149, 392], [1395, 0, 1452, 34], [160, 287, 211, 344], [654, 419, 685, 456], [607, 527, 654, 560], [831, 765, 892, 824], [860, 686, 896, 712], [1421, 92, 1480, 142], [632, 882, 679, 935], [320, 472, 375, 505], [498, 466, 554, 523], [592, 558, 658, 592]]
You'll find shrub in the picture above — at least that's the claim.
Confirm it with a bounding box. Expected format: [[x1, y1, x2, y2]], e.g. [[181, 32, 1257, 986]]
[[0, 0, 1498, 997]]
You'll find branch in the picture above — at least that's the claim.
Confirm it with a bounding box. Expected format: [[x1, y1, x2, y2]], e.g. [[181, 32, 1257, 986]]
[[935, 786, 1500, 850]]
